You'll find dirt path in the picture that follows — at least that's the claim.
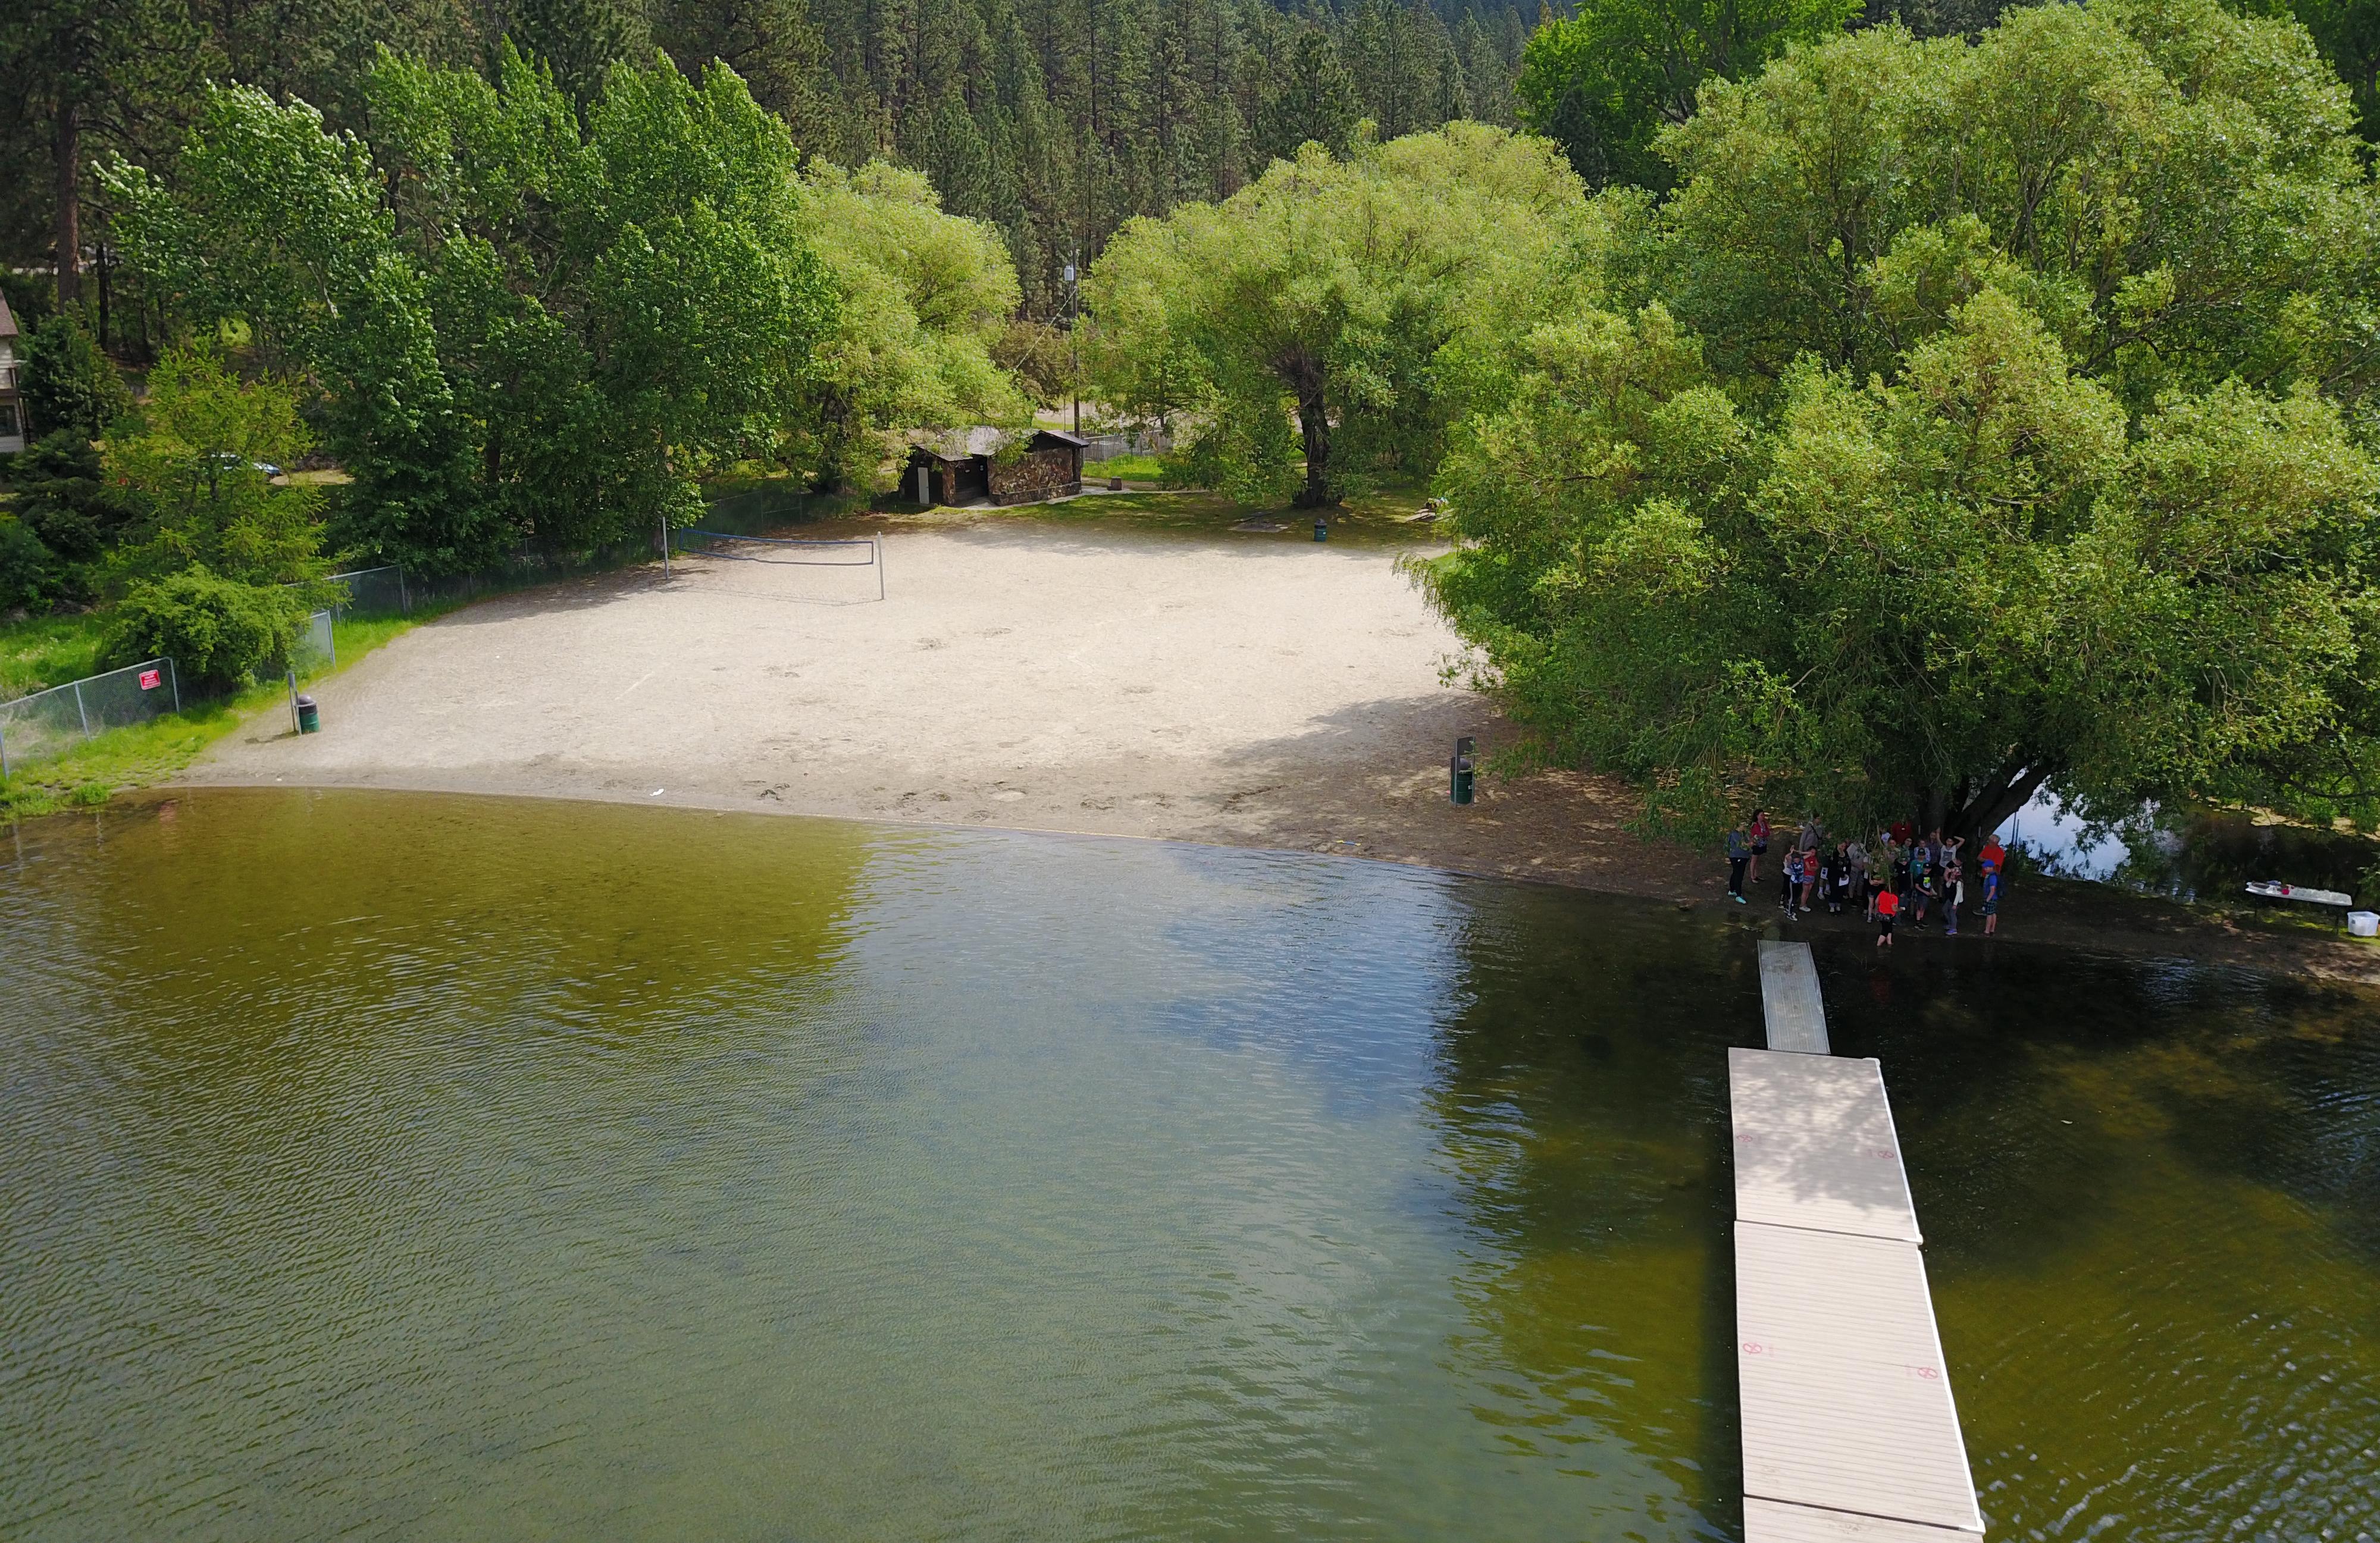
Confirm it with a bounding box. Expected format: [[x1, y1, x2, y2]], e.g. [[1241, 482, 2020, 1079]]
[[183, 513, 2380, 987]]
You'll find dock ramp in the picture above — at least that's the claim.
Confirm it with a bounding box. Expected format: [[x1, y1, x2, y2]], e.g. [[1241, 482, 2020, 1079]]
[[1757, 940, 1830, 1052], [1734, 946, 1982, 1539]]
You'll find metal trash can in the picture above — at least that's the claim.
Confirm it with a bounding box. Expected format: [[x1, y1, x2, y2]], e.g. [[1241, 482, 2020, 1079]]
[[296, 695, 321, 734], [1313, 518, 1329, 542], [1450, 735, 1475, 805]]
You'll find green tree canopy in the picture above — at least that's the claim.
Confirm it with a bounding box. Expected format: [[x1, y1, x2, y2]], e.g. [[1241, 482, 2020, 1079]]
[[1645, 0, 2380, 412], [1515, 0, 1858, 188], [105, 343, 322, 587], [1428, 0, 2380, 842], [1085, 123, 1589, 508], [105, 47, 842, 572], [787, 159, 1031, 493]]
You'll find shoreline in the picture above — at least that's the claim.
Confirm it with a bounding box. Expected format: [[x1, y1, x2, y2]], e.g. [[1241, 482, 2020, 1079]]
[[145, 772, 2380, 990], [122, 515, 2380, 993]]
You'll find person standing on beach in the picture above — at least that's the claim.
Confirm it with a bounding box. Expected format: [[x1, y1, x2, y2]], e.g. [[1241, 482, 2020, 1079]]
[[1748, 811, 1770, 885], [1726, 825, 1750, 904], [1781, 846, 1802, 917], [1800, 847, 1821, 917], [1848, 838, 1871, 916], [1981, 858, 2002, 935], [1944, 855, 1964, 936]]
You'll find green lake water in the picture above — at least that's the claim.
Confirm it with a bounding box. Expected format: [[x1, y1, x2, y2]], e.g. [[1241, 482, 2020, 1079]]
[[2, 788, 2375, 1541]]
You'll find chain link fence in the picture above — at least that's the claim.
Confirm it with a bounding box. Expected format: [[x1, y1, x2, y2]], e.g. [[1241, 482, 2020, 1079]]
[[324, 564, 409, 619], [289, 610, 336, 677], [1082, 430, 1172, 463], [0, 658, 182, 777], [702, 482, 822, 534]]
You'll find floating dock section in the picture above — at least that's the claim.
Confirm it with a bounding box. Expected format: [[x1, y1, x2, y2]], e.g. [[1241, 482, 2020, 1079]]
[[1734, 943, 1983, 1541], [1756, 941, 1831, 1053]]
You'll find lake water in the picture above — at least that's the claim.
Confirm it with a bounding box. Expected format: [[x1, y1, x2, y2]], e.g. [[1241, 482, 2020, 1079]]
[[2, 789, 2375, 1541]]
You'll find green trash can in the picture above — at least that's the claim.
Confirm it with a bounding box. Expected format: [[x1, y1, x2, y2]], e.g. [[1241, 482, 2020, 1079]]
[[296, 694, 321, 734], [1450, 735, 1475, 805]]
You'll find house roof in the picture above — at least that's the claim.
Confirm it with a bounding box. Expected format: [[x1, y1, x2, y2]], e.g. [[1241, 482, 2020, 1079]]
[[0, 291, 16, 339], [910, 426, 1088, 461]]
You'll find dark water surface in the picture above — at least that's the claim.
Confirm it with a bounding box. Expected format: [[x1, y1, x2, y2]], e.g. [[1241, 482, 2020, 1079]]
[[2, 789, 2375, 1542]]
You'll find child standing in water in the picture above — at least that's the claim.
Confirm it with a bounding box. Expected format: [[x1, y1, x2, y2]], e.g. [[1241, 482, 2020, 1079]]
[[1875, 886, 1900, 948]]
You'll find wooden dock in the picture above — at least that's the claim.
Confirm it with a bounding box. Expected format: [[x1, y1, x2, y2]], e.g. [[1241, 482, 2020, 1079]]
[[1734, 943, 1983, 1541]]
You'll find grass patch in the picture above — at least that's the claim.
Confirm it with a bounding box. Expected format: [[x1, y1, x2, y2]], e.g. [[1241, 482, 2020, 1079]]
[[1083, 453, 1166, 481], [926, 479, 1446, 549], [1, 599, 465, 821], [0, 613, 111, 700]]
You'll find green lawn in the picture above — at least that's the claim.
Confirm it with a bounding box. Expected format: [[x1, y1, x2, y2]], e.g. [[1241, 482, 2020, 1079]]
[[2, 607, 453, 821], [1082, 453, 1166, 481], [0, 613, 111, 700], [935, 480, 1445, 548]]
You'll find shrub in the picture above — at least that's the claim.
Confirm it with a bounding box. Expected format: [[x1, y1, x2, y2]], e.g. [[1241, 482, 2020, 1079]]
[[18, 315, 133, 443], [0, 515, 70, 611], [103, 566, 309, 693], [10, 431, 116, 570]]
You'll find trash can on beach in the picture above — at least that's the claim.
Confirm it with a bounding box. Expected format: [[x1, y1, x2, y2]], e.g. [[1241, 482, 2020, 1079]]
[[2351, 910, 2378, 937], [296, 695, 321, 735], [1451, 735, 1476, 805]]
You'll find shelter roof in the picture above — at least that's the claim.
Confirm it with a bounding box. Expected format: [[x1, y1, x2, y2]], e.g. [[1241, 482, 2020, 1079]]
[[910, 426, 1088, 460]]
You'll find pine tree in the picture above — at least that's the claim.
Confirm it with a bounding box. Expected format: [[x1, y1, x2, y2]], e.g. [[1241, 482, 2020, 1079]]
[[508, 0, 648, 104], [1255, 28, 1357, 164]]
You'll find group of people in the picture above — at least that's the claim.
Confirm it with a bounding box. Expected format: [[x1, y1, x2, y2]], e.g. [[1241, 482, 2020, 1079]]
[[1723, 811, 2006, 947]]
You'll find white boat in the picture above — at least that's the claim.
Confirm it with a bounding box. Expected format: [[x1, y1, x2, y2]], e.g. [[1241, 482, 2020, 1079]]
[[2245, 880, 2353, 908]]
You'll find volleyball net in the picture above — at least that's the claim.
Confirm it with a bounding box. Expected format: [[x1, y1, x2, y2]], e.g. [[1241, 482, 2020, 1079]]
[[666, 528, 885, 603]]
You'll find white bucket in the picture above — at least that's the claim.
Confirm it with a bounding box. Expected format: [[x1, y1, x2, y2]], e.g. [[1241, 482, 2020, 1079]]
[[2350, 911, 2378, 938]]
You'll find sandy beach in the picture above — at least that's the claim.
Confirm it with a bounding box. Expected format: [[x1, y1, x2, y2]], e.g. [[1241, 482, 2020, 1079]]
[[180, 510, 2380, 984], [184, 516, 1703, 893]]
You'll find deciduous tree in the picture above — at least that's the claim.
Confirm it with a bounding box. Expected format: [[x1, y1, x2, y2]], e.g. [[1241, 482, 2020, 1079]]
[[1514, 0, 1856, 188], [1429, 0, 2380, 840], [1086, 123, 1586, 508]]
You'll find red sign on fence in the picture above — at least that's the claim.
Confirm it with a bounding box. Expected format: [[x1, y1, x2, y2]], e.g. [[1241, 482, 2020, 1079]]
[[139, 669, 162, 691]]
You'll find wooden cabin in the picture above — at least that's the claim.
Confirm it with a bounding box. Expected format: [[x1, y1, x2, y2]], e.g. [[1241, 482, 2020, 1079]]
[[0, 293, 23, 455], [903, 427, 1086, 507]]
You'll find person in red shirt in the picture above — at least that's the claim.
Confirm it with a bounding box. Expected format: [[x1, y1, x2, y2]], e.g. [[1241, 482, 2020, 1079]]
[[1875, 886, 1900, 949]]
